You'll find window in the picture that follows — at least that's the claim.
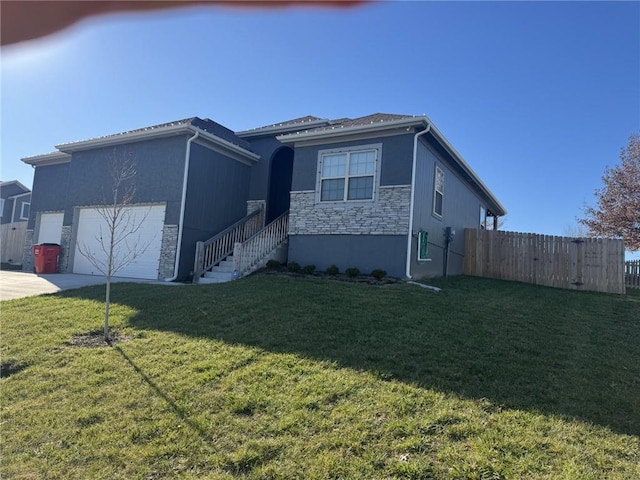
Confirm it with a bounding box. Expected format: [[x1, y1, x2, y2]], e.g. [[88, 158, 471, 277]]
[[0, 198, 4, 218], [20, 202, 30, 220], [433, 166, 444, 217], [319, 147, 378, 202], [480, 206, 487, 229]]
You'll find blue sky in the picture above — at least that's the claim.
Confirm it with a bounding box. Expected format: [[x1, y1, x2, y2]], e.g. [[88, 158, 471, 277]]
[[2, 1, 639, 255]]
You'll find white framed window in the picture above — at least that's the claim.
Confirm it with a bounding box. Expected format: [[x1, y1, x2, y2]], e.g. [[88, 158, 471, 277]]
[[317, 145, 380, 202], [433, 166, 444, 217], [0, 198, 4, 218], [480, 205, 487, 229], [20, 202, 30, 220]]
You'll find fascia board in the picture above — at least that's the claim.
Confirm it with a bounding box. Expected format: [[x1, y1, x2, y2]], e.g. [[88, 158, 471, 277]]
[[237, 119, 330, 138], [52, 124, 258, 164], [276, 117, 428, 143], [0, 180, 30, 192], [194, 129, 260, 164], [21, 152, 71, 166], [7, 191, 32, 199], [55, 123, 191, 153]]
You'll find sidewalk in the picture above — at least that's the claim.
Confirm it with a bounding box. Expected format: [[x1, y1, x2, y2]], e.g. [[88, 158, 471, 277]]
[[0, 271, 179, 301]]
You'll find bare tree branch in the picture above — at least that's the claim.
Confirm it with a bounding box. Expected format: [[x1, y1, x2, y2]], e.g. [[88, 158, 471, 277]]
[[75, 147, 156, 341]]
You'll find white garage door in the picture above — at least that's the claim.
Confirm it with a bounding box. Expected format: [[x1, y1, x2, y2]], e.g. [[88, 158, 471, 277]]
[[38, 212, 64, 244], [73, 205, 166, 280]]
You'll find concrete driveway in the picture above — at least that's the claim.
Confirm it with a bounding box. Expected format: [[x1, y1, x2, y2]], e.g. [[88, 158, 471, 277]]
[[0, 271, 179, 301]]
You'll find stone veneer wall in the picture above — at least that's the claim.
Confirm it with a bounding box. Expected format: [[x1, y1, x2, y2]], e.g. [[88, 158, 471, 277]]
[[58, 226, 72, 272], [246, 200, 266, 216], [289, 185, 411, 236], [158, 225, 179, 280], [22, 230, 34, 272]]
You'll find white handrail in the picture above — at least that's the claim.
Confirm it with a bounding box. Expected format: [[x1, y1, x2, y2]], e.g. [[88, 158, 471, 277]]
[[233, 211, 289, 278]]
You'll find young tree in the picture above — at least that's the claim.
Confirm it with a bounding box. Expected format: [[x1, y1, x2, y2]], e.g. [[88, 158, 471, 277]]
[[580, 134, 640, 251], [76, 148, 153, 342]]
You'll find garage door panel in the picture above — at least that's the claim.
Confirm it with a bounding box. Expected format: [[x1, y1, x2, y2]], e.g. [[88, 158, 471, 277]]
[[38, 213, 64, 244], [73, 205, 165, 280]]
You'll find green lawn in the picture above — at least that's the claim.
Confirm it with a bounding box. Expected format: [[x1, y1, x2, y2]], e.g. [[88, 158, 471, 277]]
[[1, 274, 639, 479]]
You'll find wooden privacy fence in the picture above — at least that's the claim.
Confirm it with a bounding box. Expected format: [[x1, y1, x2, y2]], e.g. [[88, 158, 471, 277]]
[[626, 260, 640, 289], [464, 229, 626, 294], [1, 222, 27, 264]]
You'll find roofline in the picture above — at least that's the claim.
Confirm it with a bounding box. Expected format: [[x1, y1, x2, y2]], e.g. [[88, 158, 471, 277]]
[[237, 118, 330, 138], [23, 123, 259, 167], [426, 121, 507, 217], [0, 180, 30, 192], [7, 191, 31, 199], [21, 152, 71, 166], [276, 116, 425, 143], [56, 123, 259, 161], [278, 114, 506, 216]]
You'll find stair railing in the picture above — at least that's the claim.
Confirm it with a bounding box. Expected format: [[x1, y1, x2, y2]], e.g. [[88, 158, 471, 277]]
[[193, 208, 264, 283], [233, 211, 289, 278]]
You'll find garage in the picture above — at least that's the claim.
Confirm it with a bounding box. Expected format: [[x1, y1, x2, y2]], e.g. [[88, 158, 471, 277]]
[[37, 212, 64, 244], [73, 205, 166, 280]]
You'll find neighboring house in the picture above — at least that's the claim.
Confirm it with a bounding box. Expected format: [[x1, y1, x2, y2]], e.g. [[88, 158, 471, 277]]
[[21, 113, 506, 281], [1, 180, 32, 264]]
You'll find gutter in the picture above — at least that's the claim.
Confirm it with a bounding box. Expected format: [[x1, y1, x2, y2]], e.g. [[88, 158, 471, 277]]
[[405, 123, 432, 279], [165, 130, 199, 281], [276, 116, 426, 143]]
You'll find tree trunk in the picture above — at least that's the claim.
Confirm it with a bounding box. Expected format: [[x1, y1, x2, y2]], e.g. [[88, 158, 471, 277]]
[[104, 278, 111, 342]]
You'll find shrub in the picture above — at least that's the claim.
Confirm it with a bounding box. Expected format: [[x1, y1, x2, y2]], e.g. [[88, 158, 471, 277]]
[[287, 262, 301, 273], [371, 269, 387, 280], [302, 264, 316, 275], [266, 260, 281, 269], [345, 267, 360, 278], [326, 264, 339, 276]]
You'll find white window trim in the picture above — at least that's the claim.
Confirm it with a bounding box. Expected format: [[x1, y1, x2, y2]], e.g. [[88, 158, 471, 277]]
[[0, 198, 4, 218], [433, 165, 445, 218], [315, 143, 383, 204], [480, 205, 487, 229], [20, 202, 30, 220]]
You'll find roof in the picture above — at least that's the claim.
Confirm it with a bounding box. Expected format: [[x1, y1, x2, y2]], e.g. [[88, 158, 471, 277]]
[[276, 113, 426, 142], [0, 180, 30, 195], [23, 117, 259, 166], [55, 117, 253, 152], [275, 112, 506, 217], [237, 115, 330, 137]]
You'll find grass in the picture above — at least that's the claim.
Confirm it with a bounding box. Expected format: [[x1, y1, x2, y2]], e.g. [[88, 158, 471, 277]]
[[1, 274, 639, 479]]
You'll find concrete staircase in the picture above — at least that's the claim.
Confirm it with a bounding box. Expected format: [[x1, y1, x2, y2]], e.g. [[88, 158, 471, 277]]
[[199, 256, 235, 284]]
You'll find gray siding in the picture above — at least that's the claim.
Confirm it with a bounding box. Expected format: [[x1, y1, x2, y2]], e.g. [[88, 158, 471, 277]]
[[288, 234, 407, 278], [291, 133, 414, 191], [246, 136, 284, 201], [65, 136, 188, 226], [27, 136, 189, 278], [287, 133, 415, 278], [179, 142, 252, 279], [410, 140, 487, 278], [28, 162, 70, 229], [5, 194, 31, 224]]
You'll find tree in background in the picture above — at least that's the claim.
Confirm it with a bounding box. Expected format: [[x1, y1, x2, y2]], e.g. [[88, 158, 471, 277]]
[[76, 148, 153, 342], [580, 134, 640, 251]]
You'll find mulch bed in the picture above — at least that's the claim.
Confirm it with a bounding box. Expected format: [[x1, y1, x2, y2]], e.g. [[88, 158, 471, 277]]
[[66, 329, 133, 348], [261, 268, 402, 286]]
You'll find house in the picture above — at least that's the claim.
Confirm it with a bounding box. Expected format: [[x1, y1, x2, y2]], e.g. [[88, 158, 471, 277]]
[[1, 180, 31, 264], [21, 113, 506, 281]]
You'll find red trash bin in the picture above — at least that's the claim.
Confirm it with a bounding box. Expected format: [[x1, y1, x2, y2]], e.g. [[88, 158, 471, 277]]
[[33, 244, 61, 274]]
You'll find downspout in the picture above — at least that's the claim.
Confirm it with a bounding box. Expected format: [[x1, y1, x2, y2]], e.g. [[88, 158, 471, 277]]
[[165, 130, 199, 281], [405, 123, 431, 279]]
